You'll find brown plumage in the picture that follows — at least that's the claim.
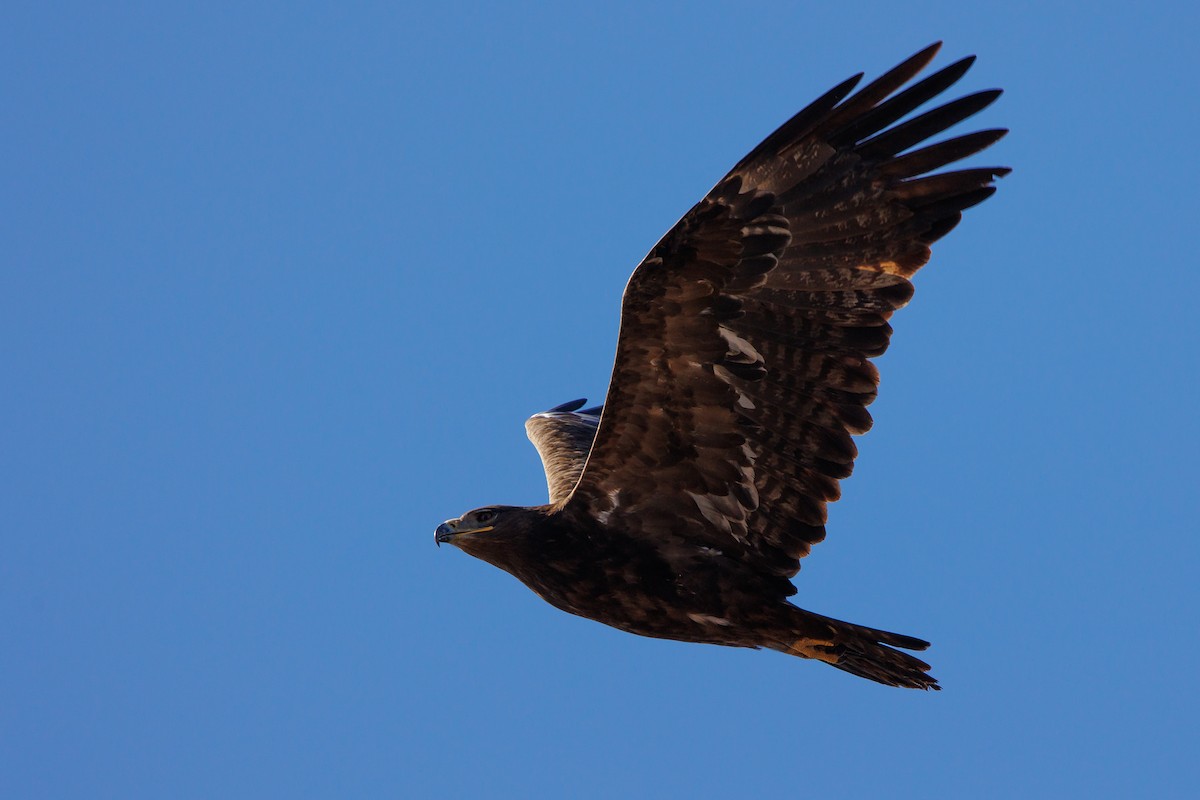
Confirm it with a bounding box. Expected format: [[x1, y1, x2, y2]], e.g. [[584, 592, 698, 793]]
[[436, 43, 1007, 690]]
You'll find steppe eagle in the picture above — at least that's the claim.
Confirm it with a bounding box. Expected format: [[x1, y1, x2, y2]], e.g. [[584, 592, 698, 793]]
[[436, 43, 1007, 689]]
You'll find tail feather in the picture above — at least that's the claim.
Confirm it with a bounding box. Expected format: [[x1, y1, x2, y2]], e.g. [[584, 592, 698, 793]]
[[775, 608, 940, 690]]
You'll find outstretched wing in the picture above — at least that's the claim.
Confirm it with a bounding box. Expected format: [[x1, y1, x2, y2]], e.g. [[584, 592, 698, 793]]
[[525, 399, 604, 504], [559, 44, 1007, 584]]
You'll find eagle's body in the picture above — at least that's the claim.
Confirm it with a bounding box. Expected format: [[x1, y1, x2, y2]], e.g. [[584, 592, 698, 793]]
[[436, 44, 1007, 690], [456, 505, 788, 647]]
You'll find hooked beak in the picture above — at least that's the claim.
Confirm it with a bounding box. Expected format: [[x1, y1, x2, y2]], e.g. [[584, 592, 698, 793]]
[[435, 521, 457, 547], [435, 519, 494, 548]]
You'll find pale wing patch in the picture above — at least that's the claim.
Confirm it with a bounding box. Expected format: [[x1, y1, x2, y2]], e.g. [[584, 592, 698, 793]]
[[594, 488, 622, 525], [717, 325, 764, 367], [525, 408, 601, 504], [688, 492, 736, 535]]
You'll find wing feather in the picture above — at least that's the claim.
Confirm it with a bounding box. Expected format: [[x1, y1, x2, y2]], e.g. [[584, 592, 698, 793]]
[[525, 400, 603, 504], [557, 46, 1006, 588]]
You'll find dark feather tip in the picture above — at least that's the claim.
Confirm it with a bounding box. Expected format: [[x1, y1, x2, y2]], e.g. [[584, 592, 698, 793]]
[[548, 398, 587, 413]]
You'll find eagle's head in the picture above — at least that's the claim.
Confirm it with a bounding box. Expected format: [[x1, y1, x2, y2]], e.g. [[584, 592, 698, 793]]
[[434, 505, 534, 564]]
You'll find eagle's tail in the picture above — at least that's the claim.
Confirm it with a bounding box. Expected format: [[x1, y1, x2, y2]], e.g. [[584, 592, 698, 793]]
[[773, 608, 940, 690]]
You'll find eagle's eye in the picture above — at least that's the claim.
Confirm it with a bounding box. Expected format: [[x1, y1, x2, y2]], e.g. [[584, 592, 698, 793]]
[[475, 509, 496, 524]]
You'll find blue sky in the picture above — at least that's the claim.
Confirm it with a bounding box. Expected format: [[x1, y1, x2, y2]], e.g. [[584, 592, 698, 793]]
[[4, 2, 1198, 797]]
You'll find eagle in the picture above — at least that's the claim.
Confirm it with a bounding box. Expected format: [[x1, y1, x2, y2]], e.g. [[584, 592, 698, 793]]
[[436, 43, 1006, 689]]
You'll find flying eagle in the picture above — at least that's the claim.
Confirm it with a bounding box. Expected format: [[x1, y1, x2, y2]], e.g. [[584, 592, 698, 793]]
[[436, 44, 1006, 689]]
